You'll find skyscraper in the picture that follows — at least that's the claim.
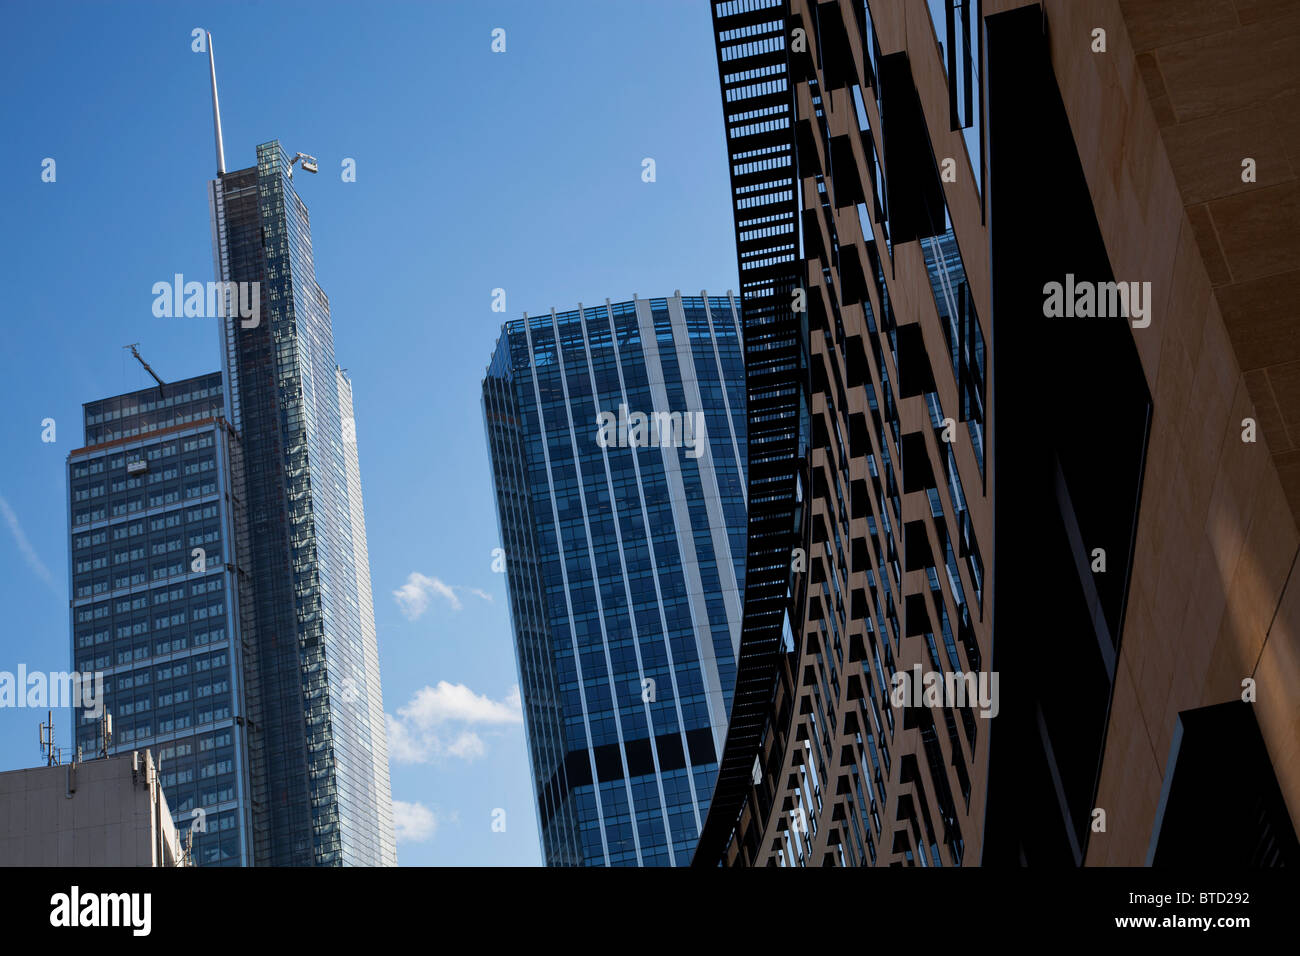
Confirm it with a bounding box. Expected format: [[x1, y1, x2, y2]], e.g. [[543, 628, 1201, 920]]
[[697, 0, 1300, 868], [65, 34, 396, 867], [69, 372, 254, 866], [483, 293, 748, 865], [66, 35, 397, 866], [205, 134, 396, 866]]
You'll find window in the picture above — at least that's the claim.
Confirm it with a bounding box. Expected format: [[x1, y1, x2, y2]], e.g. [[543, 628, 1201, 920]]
[[925, 0, 982, 196]]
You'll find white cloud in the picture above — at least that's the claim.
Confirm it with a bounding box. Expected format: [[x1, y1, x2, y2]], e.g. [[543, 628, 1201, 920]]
[[392, 800, 438, 843], [401, 681, 523, 726], [386, 682, 521, 764], [393, 572, 458, 617], [392, 572, 492, 620], [0, 493, 57, 594], [445, 731, 485, 760], [385, 714, 427, 764]]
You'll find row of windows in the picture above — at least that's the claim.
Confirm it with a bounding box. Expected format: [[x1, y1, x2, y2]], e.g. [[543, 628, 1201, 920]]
[[72, 483, 219, 526]]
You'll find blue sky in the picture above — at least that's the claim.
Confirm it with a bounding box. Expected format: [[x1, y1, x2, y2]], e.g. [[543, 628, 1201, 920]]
[[0, 0, 737, 865]]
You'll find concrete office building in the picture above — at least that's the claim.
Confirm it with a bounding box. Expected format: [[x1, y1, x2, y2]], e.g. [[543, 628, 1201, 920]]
[[0, 750, 184, 867]]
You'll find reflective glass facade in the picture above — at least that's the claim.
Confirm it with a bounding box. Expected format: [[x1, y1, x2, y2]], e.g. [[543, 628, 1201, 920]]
[[206, 141, 396, 866], [484, 293, 747, 866], [69, 373, 253, 865]]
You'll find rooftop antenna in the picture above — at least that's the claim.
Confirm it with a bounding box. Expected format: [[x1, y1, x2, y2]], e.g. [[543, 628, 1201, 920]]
[[97, 712, 113, 758], [39, 710, 60, 767], [207, 31, 226, 175], [125, 344, 167, 399]]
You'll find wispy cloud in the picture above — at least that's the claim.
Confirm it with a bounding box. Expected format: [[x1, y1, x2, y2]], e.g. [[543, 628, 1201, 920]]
[[386, 681, 522, 763], [392, 800, 439, 843], [0, 493, 58, 595], [392, 572, 492, 619]]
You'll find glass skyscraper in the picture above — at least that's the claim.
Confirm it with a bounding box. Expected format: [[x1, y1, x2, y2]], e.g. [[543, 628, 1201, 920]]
[[205, 140, 396, 866], [483, 292, 747, 866], [69, 373, 254, 865]]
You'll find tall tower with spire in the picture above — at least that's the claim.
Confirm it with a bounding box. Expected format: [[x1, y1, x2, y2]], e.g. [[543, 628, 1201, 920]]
[[204, 36, 397, 866]]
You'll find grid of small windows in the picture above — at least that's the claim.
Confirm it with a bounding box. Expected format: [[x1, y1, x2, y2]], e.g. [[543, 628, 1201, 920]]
[[70, 441, 224, 596], [70, 408, 248, 867], [82, 373, 223, 446]]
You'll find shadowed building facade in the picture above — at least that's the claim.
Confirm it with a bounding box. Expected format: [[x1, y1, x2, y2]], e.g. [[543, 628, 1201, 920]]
[[696, 0, 1300, 867]]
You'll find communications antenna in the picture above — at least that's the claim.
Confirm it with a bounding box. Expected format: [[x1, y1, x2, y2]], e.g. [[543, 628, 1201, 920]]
[[39, 710, 60, 766]]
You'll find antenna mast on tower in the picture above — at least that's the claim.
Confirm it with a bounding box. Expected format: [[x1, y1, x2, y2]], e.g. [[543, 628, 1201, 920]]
[[207, 31, 226, 175]]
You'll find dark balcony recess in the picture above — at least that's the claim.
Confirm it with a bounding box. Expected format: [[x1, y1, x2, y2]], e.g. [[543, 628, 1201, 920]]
[[1149, 701, 1300, 866], [877, 53, 946, 244], [830, 135, 867, 208], [901, 432, 937, 494], [895, 323, 936, 398], [814, 1, 854, 90], [903, 521, 934, 574]]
